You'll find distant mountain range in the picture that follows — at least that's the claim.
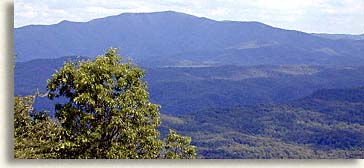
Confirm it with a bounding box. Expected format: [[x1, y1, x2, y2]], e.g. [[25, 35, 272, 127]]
[[14, 56, 364, 158], [14, 11, 364, 159], [312, 33, 364, 41], [15, 56, 364, 115], [15, 11, 364, 66]]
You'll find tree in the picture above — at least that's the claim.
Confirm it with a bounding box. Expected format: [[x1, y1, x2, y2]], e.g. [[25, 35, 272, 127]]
[[43, 48, 195, 159], [14, 96, 62, 158], [162, 129, 196, 159]]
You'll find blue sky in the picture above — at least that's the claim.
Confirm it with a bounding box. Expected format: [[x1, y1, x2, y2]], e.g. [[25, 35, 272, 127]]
[[15, 0, 364, 34]]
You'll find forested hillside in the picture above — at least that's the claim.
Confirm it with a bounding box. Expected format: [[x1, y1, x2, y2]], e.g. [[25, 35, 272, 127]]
[[15, 57, 364, 115], [161, 87, 364, 158]]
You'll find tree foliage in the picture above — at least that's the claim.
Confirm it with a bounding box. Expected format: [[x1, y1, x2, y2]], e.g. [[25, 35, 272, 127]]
[[162, 129, 196, 159], [14, 48, 196, 159], [14, 96, 62, 158]]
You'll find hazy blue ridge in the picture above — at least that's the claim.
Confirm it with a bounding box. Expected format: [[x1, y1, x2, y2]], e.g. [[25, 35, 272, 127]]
[[15, 11, 364, 66]]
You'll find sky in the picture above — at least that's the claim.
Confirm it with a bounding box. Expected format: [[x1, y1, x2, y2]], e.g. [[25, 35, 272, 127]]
[[15, 0, 364, 34]]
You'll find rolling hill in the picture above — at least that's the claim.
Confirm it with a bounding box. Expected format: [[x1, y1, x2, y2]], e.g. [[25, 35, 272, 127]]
[[161, 87, 364, 158], [15, 57, 364, 115]]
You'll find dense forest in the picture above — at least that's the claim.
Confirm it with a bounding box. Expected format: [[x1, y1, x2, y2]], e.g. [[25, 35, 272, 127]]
[[161, 87, 364, 158]]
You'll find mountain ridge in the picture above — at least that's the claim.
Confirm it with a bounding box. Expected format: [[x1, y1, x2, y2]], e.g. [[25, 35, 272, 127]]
[[15, 56, 364, 115], [15, 11, 263, 29], [312, 33, 364, 41], [15, 11, 364, 66]]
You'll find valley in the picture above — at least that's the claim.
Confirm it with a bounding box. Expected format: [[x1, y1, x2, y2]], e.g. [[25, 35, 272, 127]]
[[14, 11, 364, 159]]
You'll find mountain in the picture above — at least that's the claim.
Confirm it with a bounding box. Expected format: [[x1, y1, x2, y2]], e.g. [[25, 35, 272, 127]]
[[14, 11, 364, 159], [15, 57, 364, 115], [312, 33, 364, 41], [15, 11, 364, 66], [161, 87, 364, 158], [14, 57, 364, 158]]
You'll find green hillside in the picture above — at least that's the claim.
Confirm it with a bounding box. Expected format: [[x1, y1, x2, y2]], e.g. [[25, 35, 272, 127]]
[[161, 87, 364, 158]]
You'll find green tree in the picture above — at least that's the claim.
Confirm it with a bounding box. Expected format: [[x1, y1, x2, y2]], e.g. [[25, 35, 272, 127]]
[[14, 96, 62, 158], [44, 48, 195, 159], [162, 129, 196, 159]]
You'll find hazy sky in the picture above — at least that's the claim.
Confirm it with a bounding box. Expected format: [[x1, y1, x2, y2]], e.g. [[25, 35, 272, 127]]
[[15, 0, 364, 34]]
